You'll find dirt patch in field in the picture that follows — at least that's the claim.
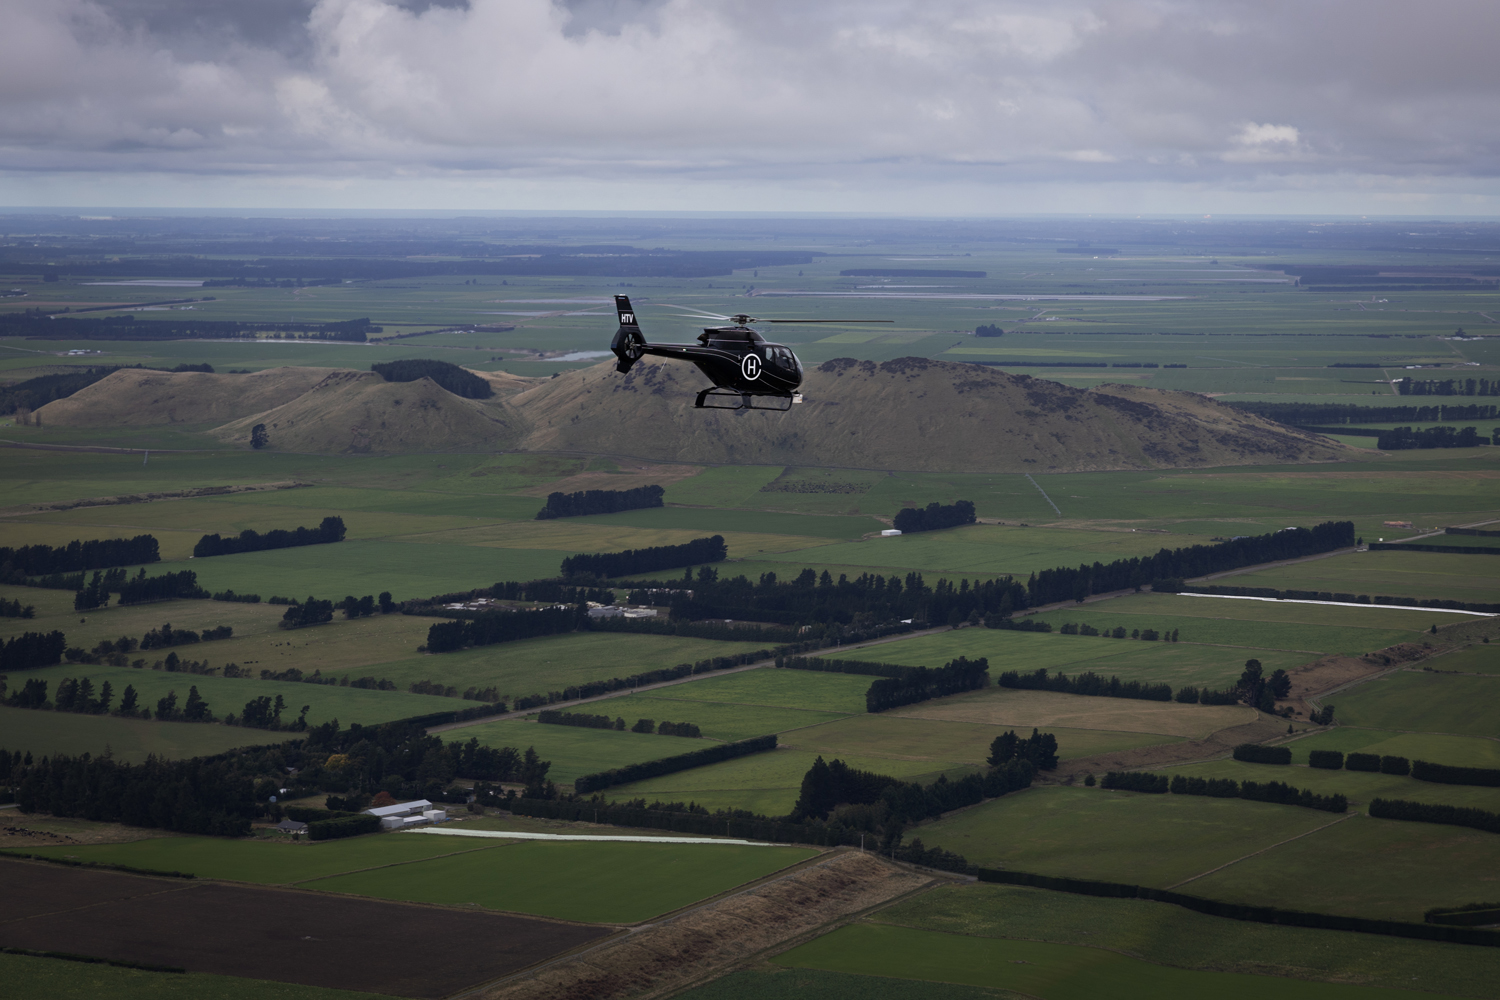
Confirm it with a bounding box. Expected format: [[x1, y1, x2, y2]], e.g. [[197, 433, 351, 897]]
[[481, 850, 934, 1000], [893, 687, 1256, 739], [513, 461, 704, 498], [0, 816, 160, 848], [1050, 717, 1292, 778], [0, 858, 607, 998]]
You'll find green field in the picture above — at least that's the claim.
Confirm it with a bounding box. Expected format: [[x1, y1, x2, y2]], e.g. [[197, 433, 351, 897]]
[[676, 967, 1022, 1000], [1188, 813, 1500, 921], [777, 923, 1441, 1000], [1426, 643, 1500, 674], [652, 668, 875, 715], [0, 704, 290, 762], [1286, 728, 1500, 769], [14, 663, 461, 730], [866, 627, 1310, 690], [565, 692, 849, 743], [891, 686, 1255, 739], [302, 838, 818, 923], [20, 832, 491, 884], [914, 786, 1338, 887], [21, 831, 818, 923], [1160, 758, 1500, 811], [0, 953, 389, 1000], [1335, 671, 1500, 738], [783, 713, 1178, 766], [873, 883, 1500, 999], [458, 718, 722, 783], [1227, 550, 1500, 605], [607, 746, 977, 816]]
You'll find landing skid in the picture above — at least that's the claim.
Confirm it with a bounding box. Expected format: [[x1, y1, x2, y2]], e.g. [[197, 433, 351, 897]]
[[694, 387, 794, 412]]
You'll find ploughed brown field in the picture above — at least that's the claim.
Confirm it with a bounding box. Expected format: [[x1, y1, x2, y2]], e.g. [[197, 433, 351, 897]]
[[0, 859, 611, 998]]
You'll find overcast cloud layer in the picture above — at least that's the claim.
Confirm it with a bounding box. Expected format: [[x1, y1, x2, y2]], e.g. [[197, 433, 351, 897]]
[[3, 0, 1499, 212]]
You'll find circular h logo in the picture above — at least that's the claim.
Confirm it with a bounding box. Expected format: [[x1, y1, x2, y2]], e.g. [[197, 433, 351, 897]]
[[741, 353, 762, 380]]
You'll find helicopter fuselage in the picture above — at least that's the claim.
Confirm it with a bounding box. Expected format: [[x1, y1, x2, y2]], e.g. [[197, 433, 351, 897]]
[[610, 295, 804, 408]]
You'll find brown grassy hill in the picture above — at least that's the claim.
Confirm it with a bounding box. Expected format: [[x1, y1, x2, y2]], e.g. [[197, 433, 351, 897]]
[[34, 367, 339, 426], [211, 371, 522, 454], [509, 356, 1351, 472]]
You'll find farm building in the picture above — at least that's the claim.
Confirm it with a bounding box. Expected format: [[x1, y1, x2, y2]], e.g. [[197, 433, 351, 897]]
[[365, 799, 447, 830]]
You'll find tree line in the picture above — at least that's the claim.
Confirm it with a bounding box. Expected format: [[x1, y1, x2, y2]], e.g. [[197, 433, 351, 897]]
[[280, 597, 336, 629], [0, 314, 378, 342], [370, 359, 492, 399], [866, 657, 989, 712], [999, 668, 1171, 703], [1370, 798, 1500, 835], [1101, 770, 1346, 813], [0, 596, 35, 618], [1028, 521, 1354, 605], [1396, 378, 1500, 397], [1377, 426, 1487, 449], [892, 500, 977, 534], [536, 484, 664, 519], [1229, 401, 1499, 425], [0, 631, 66, 670], [574, 735, 776, 794], [117, 569, 208, 605], [0, 534, 159, 578], [425, 604, 581, 652], [1058, 621, 1179, 641], [667, 568, 1029, 629], [561, 535, 727, 580], [987, 729, 1059, 770], [511, 646, 776, 712], [194, 517, 346, 558], [536, 710, 701, 738], [1, 718, 550, 836]]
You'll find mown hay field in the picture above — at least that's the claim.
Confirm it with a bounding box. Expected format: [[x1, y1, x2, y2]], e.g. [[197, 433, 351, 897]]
[[557, 692, 849, 743], [877, 883, 1500, 1000], [304, 838, 819, 924], [776, 923, 1436, 1000], [1187, 813, 1500, 921], [914, 786, 1336, 887]]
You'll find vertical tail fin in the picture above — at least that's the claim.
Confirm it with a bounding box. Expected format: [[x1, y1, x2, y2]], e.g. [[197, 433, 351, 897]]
[[611, 295, 645, 373]]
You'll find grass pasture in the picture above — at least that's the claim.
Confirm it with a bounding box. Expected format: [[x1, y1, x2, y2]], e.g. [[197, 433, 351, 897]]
[[1334, 671, 1500, 738], [14, 663, 462, 729], [915, 786, 1337, 887], [302, 838, 819, 924], [562, 692, 849, 743], [0, 704, 289, 762], [872, 883, 1500, 999], [1286, 728, 1500, 769], [1187, 813, 1500, 921], [457, 719, 720, 783], [664, 668, 875, 716], [19, 832, 489, 885], [891, 686, 1255, 739], [1226, 549, 1500, 605], [676, 967, 1020, 1000], [1160, 758, 1500, 811], [1425, 643, 1500, 674], [781, 714, 1177, 766], [604, 746, 975, 816], [865, 627, 1309, 690], [776, 923, 1439, 1000]]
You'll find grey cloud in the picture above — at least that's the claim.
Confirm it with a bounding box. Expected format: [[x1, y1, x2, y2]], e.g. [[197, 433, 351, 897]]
[[2, 0, 1499, 204]]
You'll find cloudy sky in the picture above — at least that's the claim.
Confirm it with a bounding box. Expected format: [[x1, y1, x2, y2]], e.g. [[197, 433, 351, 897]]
[[3, 0, 1499, 213]]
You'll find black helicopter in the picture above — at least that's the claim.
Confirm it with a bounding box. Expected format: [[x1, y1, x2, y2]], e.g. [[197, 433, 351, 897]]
[[609, 295, 889, 410]]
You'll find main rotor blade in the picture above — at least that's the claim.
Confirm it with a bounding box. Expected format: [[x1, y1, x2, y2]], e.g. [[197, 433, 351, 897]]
[[762, 319, 894, 324], [660, 304, 733, 321]]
